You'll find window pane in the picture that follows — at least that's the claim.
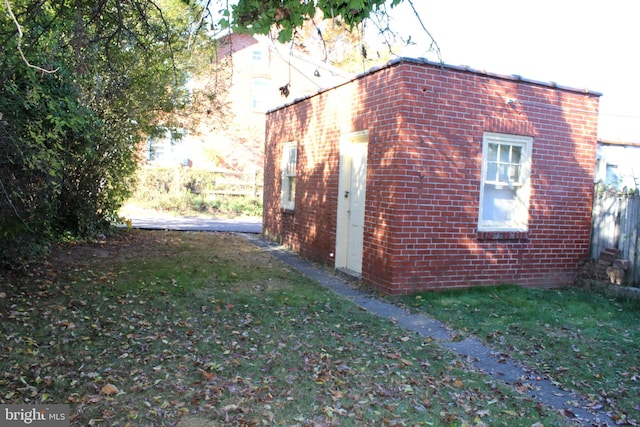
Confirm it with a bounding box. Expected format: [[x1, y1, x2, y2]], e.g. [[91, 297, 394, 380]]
[[487, 143, 498, 161], [498, 164, 509, 182], [252, 79, 270, 112], [512, 146, 522, 164], [500, 144, 510, 163], [509, 165, 520, 182], [482, 185, 518, 221], [288, 177, 296, 202], [605, 164, 619, 186], [286, 146, 297, 176], [486, 162, 498, 181]]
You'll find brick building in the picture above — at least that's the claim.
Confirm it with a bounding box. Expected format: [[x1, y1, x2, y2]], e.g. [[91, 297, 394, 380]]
[[263, 58, 601, 294]]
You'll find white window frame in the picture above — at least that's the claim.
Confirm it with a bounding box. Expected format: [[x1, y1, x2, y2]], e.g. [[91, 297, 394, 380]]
[[280, 142, 297, 211], [478, 132, 533, 232]]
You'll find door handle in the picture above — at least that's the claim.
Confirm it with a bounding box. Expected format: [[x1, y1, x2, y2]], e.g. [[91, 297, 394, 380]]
[[344, 191, 350, 198]]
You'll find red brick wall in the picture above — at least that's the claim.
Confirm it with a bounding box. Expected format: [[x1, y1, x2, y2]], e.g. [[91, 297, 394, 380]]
[[264, 59, 600, 294]]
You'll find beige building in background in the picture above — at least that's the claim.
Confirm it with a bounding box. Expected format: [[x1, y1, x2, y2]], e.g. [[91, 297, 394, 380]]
[[147, 32, 352, 173]]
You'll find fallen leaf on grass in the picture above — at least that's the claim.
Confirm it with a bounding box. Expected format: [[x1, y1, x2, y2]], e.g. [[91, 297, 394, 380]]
[[452, 379, 465, 388], [200, 370, 216, 381], [222, 404, 249, 414], [101, 384, 119, 396]]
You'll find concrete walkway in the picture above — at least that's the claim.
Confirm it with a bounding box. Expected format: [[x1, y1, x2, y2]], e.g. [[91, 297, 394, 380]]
[[244, 234, 615, 427], [119, 208, 262, 233]]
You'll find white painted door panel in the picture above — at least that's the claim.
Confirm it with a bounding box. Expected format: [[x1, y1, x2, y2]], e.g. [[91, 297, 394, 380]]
[[335, 132, 368, 275], [346, 142, 367, 273]]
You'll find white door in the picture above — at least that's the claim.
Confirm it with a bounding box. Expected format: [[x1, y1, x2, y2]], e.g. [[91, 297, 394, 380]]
[[335, 131, 368, 275]]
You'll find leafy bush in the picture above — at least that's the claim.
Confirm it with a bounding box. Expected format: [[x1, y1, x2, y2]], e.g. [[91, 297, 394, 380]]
[[0, 59, 140, 266], [0, 0, 226, 267]]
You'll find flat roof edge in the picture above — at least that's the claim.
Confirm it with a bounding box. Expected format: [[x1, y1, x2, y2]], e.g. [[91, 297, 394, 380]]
[[392, 57, 603, 97], [267, 56, 602, 113], [599, 139, 640, 147]]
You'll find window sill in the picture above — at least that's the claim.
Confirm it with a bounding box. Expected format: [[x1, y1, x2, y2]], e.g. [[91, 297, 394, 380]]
[[280, 208, 295, 215], [477, 231, 528, 241]]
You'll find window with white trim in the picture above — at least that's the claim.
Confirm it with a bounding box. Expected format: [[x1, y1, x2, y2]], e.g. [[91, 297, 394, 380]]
[[478, 133, 533, 231], [252, 49, 263, 62], [252, 78, 270, 112], [281, 142, 297, 210], [147, 128, 187, 165]]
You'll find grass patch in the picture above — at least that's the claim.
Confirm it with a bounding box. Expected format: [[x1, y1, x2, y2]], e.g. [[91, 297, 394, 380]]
[[395, 285, 640, 424], [0, 231, 569, 426]]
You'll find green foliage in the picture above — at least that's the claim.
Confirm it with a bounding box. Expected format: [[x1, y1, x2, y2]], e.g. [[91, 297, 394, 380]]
[[127, 166, 262, 217], [0, 0, 227, 266], [595, 181, 640, 197], [225, 0, 403, 42]]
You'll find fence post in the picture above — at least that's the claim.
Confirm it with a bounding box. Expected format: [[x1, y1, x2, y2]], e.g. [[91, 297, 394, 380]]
[[623, 196, 640, 285], [252, 166, 257, 199]]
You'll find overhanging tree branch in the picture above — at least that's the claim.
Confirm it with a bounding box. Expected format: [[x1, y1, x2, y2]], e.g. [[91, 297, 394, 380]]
[[3, 0, 59, 73], [407, 0, 441, 62]]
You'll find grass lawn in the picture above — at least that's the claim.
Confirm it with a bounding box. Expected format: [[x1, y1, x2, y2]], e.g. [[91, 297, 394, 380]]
[[393, 285, 640, 425], [0, 230, 569, 426]]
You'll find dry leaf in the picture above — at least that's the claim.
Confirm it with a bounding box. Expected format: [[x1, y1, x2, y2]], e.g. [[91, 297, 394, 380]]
[[201, 370, 216, 381], [101, 384, 119, 396]]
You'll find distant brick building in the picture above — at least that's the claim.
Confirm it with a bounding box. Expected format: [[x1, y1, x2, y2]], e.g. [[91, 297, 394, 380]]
[[263, 58, 601, 294]]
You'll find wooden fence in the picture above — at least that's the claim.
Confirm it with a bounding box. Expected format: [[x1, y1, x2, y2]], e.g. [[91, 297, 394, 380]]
[[200, 168, 262, 199], [135, 165, 263, 200], [590, 188, 640, 286]]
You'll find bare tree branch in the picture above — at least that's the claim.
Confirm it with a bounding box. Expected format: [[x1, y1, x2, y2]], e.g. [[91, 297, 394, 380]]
[[188, 0, 212, 50], [407, 0, 442, 62], [3, 0, 59, 73]]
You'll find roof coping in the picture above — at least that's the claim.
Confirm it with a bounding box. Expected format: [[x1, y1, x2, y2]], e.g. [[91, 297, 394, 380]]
[[268, 56, 602, 113], [375, 57, 603, 97]]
